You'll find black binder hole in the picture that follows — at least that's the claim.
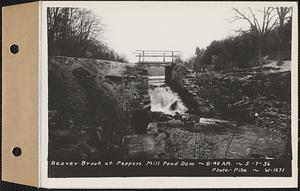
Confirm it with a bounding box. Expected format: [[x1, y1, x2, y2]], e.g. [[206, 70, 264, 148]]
[[12, 147, 22, 157], [10, 44, 19, 54]]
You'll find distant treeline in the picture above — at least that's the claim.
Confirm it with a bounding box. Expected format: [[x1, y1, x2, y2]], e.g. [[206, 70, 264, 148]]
[[47, 7, 127, 62], [190, 7, 292, 71]]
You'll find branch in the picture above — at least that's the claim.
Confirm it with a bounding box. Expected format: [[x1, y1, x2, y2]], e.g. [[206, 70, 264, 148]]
[[232, 8, 263, 36], [261, 7, 267, 35], [266, 17, 279, 34], [248, 7, 261, 34], [263, 7, 277, 37], [233, 8, 256, 28]]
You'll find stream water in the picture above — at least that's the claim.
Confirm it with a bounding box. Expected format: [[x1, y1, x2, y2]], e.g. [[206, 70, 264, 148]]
[[148, 66, 187, 116]]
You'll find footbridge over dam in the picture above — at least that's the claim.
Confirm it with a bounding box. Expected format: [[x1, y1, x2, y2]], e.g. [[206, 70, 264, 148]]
[[134, 50, 182, 83]]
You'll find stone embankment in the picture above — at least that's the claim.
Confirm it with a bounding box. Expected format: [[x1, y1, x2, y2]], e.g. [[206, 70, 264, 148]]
[[158, 63, 291, 158], [133, 62, 291, 159]]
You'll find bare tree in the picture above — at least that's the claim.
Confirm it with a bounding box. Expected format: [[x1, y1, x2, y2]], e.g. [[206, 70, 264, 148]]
[[47, 7, 126, 62], [232, 7, 278, 65], [276, 7, 292, 64], [75, 9, 103, 55], [47, 7, 103, 56]]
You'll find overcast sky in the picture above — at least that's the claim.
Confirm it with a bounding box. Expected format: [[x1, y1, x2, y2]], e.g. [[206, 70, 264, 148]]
[[51, 1, 293, 62]]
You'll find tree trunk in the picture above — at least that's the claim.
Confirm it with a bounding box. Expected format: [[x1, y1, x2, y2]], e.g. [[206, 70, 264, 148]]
[[277, 27, 284, 66], [277, 38, 283, 66], [257, 44, 263, 65]]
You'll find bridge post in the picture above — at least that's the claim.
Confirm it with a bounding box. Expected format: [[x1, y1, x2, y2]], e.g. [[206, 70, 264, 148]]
[[163, 53, 165, 63]]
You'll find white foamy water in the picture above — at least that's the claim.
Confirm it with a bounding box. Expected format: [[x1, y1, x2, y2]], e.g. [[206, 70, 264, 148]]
[[148, 86, 187, 115]]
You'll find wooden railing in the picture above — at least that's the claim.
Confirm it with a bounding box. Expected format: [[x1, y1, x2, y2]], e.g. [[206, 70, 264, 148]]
[[134, 50, 180, 63]]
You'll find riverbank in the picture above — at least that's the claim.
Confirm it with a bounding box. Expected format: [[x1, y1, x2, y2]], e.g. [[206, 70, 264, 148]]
[[125, 61, 291, 159], [48, 56, 291, 160], [48, 56, 149, 160], [144, 61, 291, 159]]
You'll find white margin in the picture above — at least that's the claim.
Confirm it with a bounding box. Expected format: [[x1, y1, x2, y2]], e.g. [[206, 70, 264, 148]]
[[39, 1, 298, 189]]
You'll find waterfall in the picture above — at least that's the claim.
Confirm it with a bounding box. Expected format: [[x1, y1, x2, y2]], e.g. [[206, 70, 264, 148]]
[[147, 65, 187, 115], [148, 86, 187, 115]]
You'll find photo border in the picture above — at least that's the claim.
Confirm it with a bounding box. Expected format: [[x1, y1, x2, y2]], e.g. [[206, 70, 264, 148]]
[[40, 1, 298, 188]]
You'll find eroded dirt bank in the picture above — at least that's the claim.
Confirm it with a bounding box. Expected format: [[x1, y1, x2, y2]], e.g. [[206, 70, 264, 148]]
[[48, 56, 150, 160]]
